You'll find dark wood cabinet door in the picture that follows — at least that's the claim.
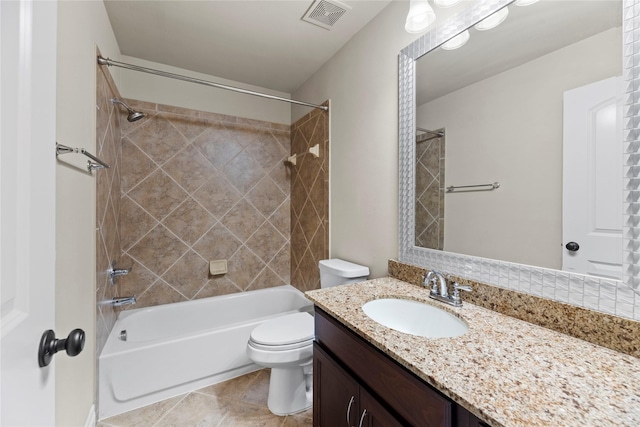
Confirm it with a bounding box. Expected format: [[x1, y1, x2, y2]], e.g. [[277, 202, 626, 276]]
[[358, 388, 405, 427], [314, 343, 360, 427]]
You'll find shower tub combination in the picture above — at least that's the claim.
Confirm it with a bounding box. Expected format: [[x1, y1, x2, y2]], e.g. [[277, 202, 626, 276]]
[[98, 285, 313, 419]]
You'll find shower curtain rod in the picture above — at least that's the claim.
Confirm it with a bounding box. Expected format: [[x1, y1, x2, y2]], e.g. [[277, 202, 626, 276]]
[[97, 56, 329, 112]]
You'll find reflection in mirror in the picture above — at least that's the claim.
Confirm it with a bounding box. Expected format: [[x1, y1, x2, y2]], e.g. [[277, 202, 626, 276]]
[[414, 0, 622, 279]]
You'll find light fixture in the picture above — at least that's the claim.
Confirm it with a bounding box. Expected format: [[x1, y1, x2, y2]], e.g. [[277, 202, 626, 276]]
[[514, 0, 539, 6], [405, 0, 437, 34], [441, 30, 470, 50], [474, 7, 509, 31], [434, 0, 463, 8]]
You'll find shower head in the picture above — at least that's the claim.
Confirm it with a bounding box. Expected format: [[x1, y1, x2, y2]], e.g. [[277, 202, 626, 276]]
[[110, 98, 145, 122]]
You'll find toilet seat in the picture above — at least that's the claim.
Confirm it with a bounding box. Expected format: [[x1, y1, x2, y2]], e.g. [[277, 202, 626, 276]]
[[249, 312, 314, 348]]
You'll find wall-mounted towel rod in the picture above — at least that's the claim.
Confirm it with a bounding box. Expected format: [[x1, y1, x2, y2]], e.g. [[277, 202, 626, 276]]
[[286, 144, 319, 166], [56, 143, 110, 172], [446, 182, 500, 193]]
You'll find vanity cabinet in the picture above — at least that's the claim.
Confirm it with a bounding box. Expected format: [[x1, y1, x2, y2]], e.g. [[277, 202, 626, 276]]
[[313, 308, 488, 427], [314, 343, 403, 427]]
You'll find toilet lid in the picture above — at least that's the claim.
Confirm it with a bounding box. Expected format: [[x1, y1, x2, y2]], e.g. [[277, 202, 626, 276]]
[[250, 312, 314, 346]]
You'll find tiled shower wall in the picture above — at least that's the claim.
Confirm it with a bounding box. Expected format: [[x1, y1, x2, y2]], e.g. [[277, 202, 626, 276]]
[[290, 105, 330, 291], [415, 132, 444, 250], [117, 101, 292, 308], [96, 60, 123, 354]]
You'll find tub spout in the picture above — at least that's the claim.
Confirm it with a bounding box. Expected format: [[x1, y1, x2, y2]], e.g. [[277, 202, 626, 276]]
[[112, 296, 136, 307]]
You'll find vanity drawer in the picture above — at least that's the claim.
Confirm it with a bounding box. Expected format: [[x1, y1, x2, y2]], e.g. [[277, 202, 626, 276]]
[[315, 308, 452, 426]]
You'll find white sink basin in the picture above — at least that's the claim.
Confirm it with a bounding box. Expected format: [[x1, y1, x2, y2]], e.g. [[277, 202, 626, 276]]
[[362, 298, 469, 338]]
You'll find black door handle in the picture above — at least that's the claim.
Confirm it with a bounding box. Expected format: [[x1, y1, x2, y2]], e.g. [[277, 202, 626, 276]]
[[38, 328, 85, 367], [565, 241, 580, 252]]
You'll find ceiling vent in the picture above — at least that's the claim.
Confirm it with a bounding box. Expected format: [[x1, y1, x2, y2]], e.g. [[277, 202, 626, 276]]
[[302, 0, 351, 30]]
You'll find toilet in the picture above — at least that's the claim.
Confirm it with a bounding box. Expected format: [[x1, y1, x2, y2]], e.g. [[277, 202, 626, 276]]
[[246, 258, 370, 416]]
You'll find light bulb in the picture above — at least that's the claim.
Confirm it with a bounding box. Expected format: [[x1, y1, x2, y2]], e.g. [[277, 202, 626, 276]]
[[441, 30, 470, 50], [474, 7, 509, 31], [405, 0, 437, 33], [434, 0, 463, 8]]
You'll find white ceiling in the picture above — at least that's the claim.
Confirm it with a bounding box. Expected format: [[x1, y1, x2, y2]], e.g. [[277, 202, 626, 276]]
[[104, 0, 393, 94]]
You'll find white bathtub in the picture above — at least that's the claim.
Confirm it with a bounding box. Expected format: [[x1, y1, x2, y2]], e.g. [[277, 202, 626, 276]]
[[98, 285, 313, 420]]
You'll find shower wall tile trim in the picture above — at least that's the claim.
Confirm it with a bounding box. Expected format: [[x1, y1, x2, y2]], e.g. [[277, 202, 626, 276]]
[[118, 100, 294, 308], [96, 54, 123, 357], [290, 103, 330, 292]]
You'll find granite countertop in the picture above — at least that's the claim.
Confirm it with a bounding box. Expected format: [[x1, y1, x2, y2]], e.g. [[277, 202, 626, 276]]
[[305, 277, 640, 427]]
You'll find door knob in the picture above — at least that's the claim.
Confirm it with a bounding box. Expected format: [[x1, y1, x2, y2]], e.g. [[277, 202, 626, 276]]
[[565, 241, 580, 252], [38, 328, 85, 367]]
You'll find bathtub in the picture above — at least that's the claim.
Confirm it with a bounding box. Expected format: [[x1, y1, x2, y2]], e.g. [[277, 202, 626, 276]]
[[98, 285, 313, 420]]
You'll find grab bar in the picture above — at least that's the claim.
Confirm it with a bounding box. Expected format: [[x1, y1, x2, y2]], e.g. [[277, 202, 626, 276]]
[[446, 182, 500, 193], [56, 143, 111, 172]]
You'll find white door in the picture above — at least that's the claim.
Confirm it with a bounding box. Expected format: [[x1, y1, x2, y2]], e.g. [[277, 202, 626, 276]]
[[1, 1, 58, 425], [562, 76, 622, 280]]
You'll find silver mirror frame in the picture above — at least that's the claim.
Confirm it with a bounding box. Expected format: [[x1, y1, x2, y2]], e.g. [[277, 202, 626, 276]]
[[398, 0, 640, 321]]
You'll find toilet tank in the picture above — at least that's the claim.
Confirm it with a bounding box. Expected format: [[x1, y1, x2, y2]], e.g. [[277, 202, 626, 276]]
[[319, 259, 370, 288]]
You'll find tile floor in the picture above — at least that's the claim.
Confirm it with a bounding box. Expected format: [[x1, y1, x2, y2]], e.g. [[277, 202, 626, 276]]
[[98, 369, 312, 427]]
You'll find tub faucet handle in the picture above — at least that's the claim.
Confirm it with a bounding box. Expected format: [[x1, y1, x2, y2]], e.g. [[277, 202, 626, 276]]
[[108, 261, 132, 286]]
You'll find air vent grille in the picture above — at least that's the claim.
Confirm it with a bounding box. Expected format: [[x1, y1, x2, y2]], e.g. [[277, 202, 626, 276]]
[[302, 0, 351, 30]]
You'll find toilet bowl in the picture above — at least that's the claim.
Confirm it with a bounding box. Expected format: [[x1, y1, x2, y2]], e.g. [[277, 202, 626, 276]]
[[246, 258, 370, 416], [246, 312, 314, 416]]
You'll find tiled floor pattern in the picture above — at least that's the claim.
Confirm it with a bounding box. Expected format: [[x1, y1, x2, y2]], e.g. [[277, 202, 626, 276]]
[[98, 370, 312, 427]]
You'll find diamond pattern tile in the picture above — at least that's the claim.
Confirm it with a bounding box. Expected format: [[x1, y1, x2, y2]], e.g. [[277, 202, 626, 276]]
[[128, 224, 188, 275], [193, 123, 242, 169], [128, 170, 189, 221], [96, 63, 122, 356], [120, 196, 158, 251], [226, 246, 266, 290], [221, 198, 266, 241], [119, 102, 297, 307], [163, 144, 217, 194], [127, 115, 190, 165], [222, 150, 265, 193], [246, 177, 287, 218], [162, 250, 209, 299], [289, 106, 329, 290], [162, 198, 215, 246], [192, 171, 243, 219], [121, 137, 158, 193], [246, 221, 287, 264], [193, 222, 243, 262]]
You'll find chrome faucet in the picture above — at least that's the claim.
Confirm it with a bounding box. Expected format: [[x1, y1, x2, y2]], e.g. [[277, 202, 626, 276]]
[[423, 270, 472, 307], [111, 295, 136, 307], [108, 261, 131, 286], [423, 270, 448, 297]]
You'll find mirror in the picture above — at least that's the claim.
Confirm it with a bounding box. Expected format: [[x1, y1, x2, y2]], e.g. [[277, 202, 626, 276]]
[[398, 0, 640, 318], [413, 1, 622, 277]]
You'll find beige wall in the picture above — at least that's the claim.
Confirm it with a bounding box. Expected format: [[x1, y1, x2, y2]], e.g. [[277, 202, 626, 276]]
[[117, 55, 292, 125], [291, 1, 421, 278], [417, 28, 621, 270], [56, 1, 121, 425]]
